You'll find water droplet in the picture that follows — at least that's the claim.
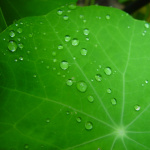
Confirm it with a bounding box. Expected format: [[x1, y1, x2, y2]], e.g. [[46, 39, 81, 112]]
[[24, 144, 29, 149], [145, 80, 148, 84], [81, 48, 87, 56], [52, 51, 56, 56], [33, 74, 37, 78], [60, 61, 69, 70], [14, 59, 18, 62], [65, 35, 71, 42], [53, 59, 57, 63], [145, 23, 149, 29], [134, 105, 140, 111], [72, 38, 79, 46], [63, 15, 69, 20], [19, 56, 23, 61], [95, 74, 102, 82], [83, 19, 86, 23], [79, 15, 84, 19], [53, 67, 56, 71], [29, 33, 33, 37], [66, 79, 73, 86], [87, 95, 94, 102], [86, 37, 89, 40], [76, 117, 82, 123], [104, 67, 112, 75], [18, 43, 24, 49], [85, 121, 93, 130], [83, 28, 89, 35], [57, 9, 63, 15], [106, 14, 110, 19], [8, 41, 17, 52], [17, 28, 22, 33], [66, 111, 70, 115], [68, 4, 76, 9], [9, 30, 15, 37], [107, 88, 111, 93], [111, 98, 117, 105], [99, 65, 101, 68], [46, 118, 50, 123], [58, 45, 63, 50], [27, 51, 30, 54], [17, 38, 21, 41], [76, 81, 87, 92]]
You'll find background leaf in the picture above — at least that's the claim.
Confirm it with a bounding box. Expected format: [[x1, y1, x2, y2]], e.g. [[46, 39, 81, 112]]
[[0, 4, 150, 150]]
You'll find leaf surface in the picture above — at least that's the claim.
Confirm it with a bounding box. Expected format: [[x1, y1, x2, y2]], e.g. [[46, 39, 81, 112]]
[[0, 4, 150, 150]]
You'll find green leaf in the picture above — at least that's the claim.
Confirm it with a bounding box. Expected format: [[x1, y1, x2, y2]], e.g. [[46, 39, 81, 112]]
[[0, 4, 150, 150], [0, 8, 7, 33], [0, 0, 77, 26]]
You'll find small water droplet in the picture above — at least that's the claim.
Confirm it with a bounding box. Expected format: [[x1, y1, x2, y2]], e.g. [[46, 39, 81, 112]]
[[29, 33, 33, 37], [76, 81, 87, 92], [46, 118, 50, 123], [18, 43, 24, 49], [9, 30, 15, 37], [99, 65, 101, 68], [68, 4, 76, 9], [52, 51, 56, 56], [145, 80, 148, 84], [107, 88, 111, 93], [85, 121, 93, 130], [95, 74, 102, 82], [17, 28, 22, 33], [53, 58, 57, 63], [53, 67, 56, 71], [15, 23, 18, 26], [72, 38, 79, 46], [81, 48, 87, 56], [17, 38, 21, 41], [79, 15, 84, 19], [33, 74, 37, 78], [111, 98, 117, 105], [145, 23, 149, 29], [19, 56, 23, 61], [14, 59, 18, 62], [66, 111, 70, 115], [73, 57, 76, 60], [65, 35, 71, 42], [86, 37, 89, 40], [63, 15, 69, 20], [60, 61, 69, 70], [8, 41, 17, 52], [104, 67, 112, 75], [27, 51, 30, 54], [66, 79, 73, 86], [57, 9, 63, 15], [83, 19, 86, 23], [106, 14, 110, 19], [134, 105, 140, 111], [24, 144, 29, 149], [58, 45, 63, 50], [83, 28, 89, 35], [87, 95, 94, 103], [76, 117, 82, 123]]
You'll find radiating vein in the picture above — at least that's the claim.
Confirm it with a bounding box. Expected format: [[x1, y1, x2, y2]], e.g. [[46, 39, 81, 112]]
[[125, 103, 150, 128], [111, 136, 117, 150], [122, 138, 128, 150], [44, 15, 117, 127], [65, 133, 114, 150], [126, 136, 150, 150], [0, 86, 115, 129], [121, 22, 135, 125]]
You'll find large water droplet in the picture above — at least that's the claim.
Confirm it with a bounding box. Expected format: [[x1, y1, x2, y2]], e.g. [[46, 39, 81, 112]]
[[68, 4, 76, 9], [76, 81, 87, 92], [83, 28, 89, 35], [9, 30, 15, 37], [58, 44, 63, 50], [80, 48, 87, 56], [85, 122, 93, 130], [145, 23, 149, 29], [57, 9, 63, 15], [8, 41, 17, 52], [111, 98, 117, 105], [60, 61, 69, 70], [63, 15, 69, 21], [18, 43, 24, 49], [76, 117, 82, 123], [134, 105, 140, 111], [72, 38, 79, 46], [95, 74, 102, 82], [104, 67, 112, 75], [107, 88, 111, 93], [66, 79, 73, 86], [65, 35, 71, 42], [87, 95, 94, 102], [106, 14, 110, 19], [17, 28, 22, 33]]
